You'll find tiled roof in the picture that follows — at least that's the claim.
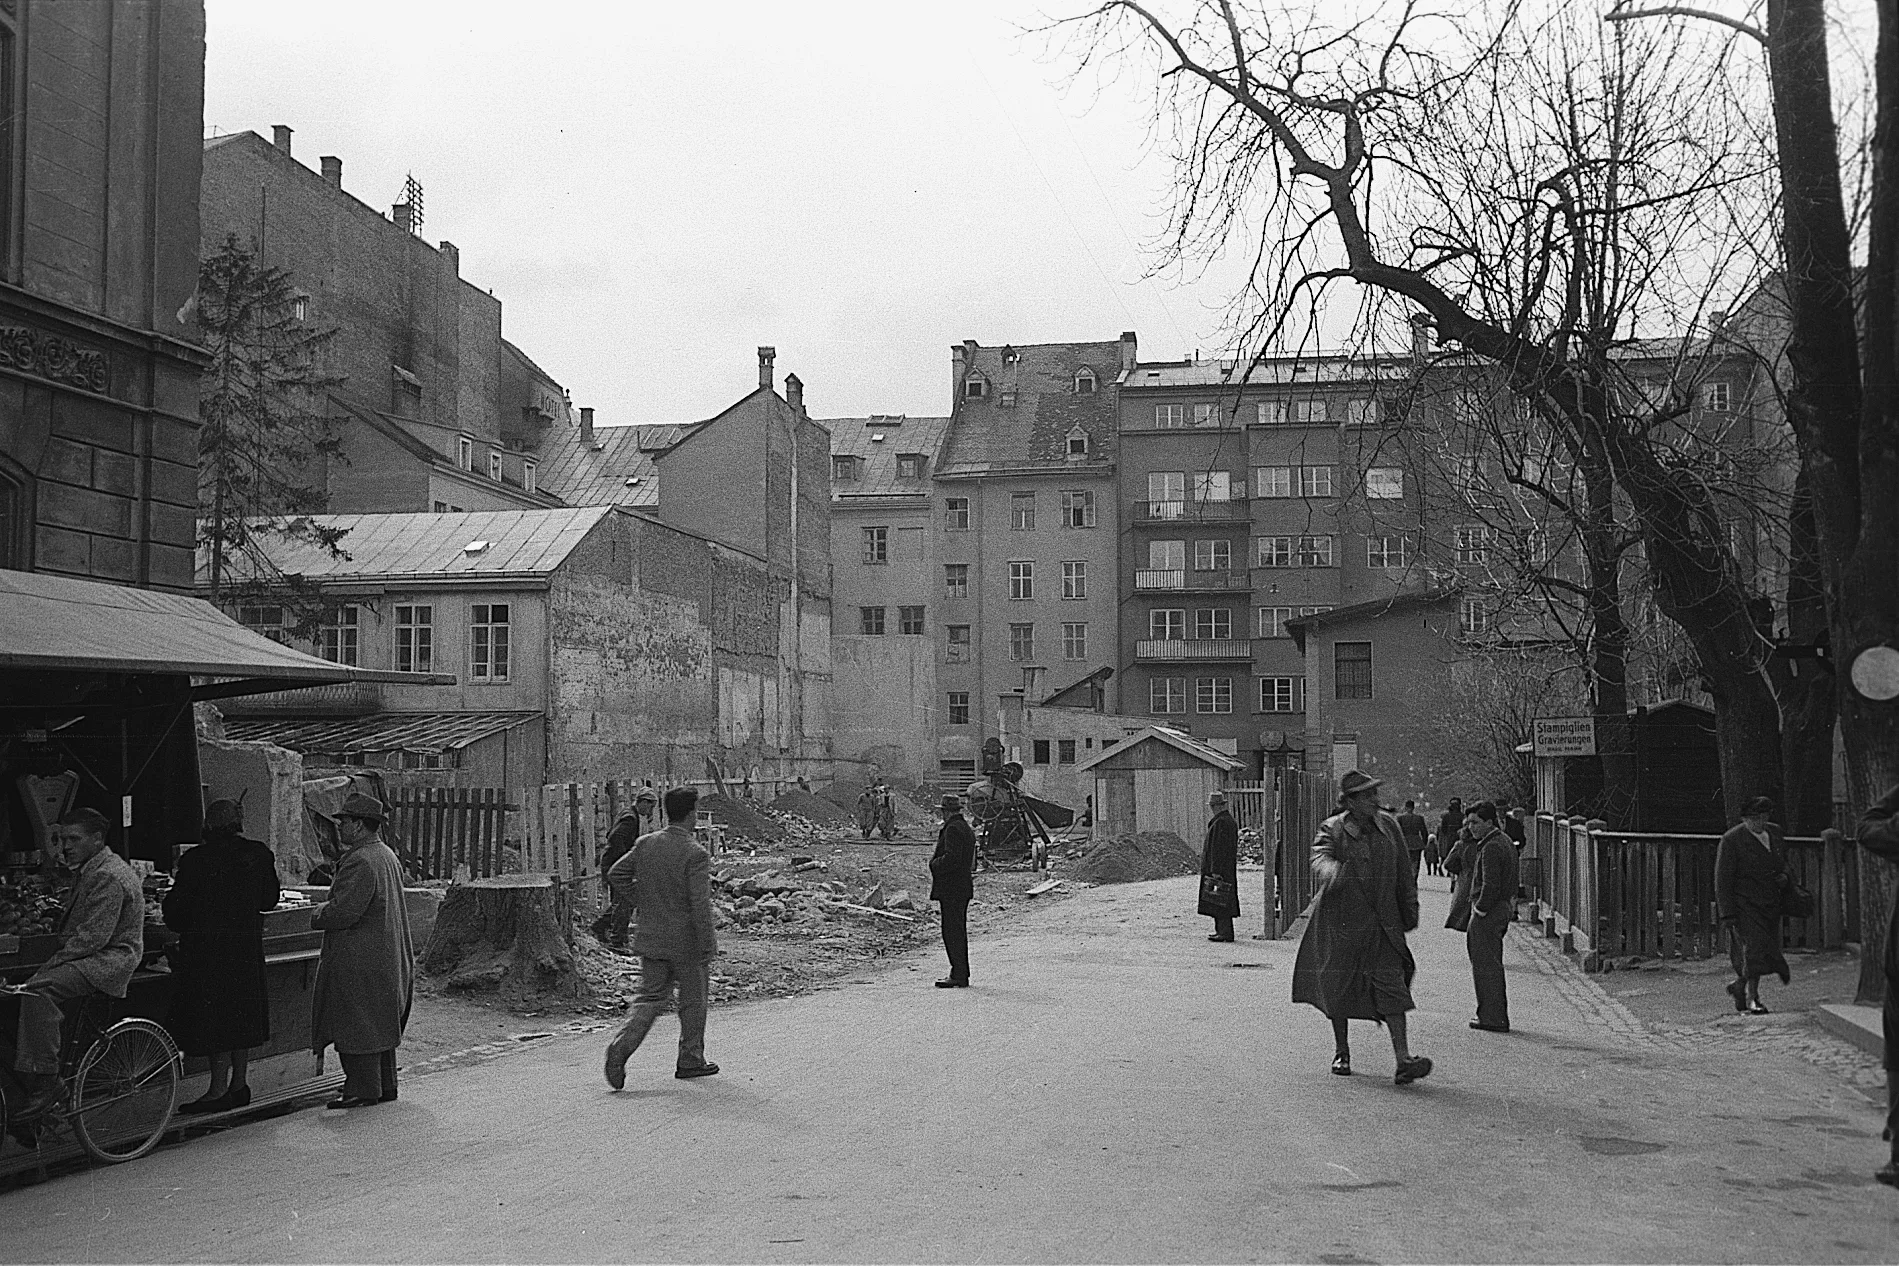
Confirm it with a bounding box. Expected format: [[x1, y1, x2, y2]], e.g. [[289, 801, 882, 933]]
[[942, 339, 1124, 473], [1284, 588, 1457, 653], [201, 507, 614, 583], [822, 414, 952, 498], [533, 423, 692, 509], [223, 711, 541, 755], [1123, 355, 1414, 390]]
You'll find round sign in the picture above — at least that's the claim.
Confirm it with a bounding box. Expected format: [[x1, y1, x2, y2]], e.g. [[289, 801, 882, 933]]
[[1850, 645, 1899, 702]]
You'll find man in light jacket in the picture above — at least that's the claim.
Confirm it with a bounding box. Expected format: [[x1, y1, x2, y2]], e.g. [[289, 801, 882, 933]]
[[311, 794, 414, 1109], [604, 787, 719, 1087], [1462, 800, 1518, 1033]]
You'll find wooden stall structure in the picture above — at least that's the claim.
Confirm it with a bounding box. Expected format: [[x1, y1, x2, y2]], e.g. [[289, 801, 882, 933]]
[[1075, 725, 1245, 847]]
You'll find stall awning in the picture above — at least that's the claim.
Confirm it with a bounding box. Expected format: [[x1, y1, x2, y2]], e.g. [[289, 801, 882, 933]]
[[0, 568, 455, 696], [223, 711, 539, 755]]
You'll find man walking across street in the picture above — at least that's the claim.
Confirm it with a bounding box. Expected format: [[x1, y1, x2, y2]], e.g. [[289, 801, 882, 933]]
[[590, 787, 658, 948], [1461, 801, 1518, 1033], [1291, 770, 1432, 1085], [1198, 790, 1240, 942], [1854, 782, 1899, 1188], [929, 794, 977, 987], [311, 794, 415, 1109], [1397, 800, 1430, 878], [604, 787, 720, 1087]]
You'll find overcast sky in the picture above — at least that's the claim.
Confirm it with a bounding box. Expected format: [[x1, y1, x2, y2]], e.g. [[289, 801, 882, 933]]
[[202, 0, 1267, 427]]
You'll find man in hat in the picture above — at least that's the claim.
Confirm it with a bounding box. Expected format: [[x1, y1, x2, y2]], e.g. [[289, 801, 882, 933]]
[[928, 794, 978, 987], [1198, 790, 1241, 942], [8, 807, 143, 1117], [591, 787, 659, 949], [1291, 770, 1433, 1085], [1460, 801, 1518, 1033], [311, 794, 414, 1109], [1855, 781, 1899, 1188]]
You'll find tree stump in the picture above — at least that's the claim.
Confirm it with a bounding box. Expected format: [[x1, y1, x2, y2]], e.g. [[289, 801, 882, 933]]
[[420, 874, 590, 1008]]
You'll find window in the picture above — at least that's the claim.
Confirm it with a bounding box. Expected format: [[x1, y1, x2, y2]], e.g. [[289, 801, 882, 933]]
[[1011, 493, 1036, 530], [1256, 536, 1293, 568], [1058, 739, 1077, 764], [862, 526, 888, 564], [1195, 608, 1232, 639], [1255, 467, 1293, 498], [1061, 561, 1088, 599], [1293, 399, 1328, 425], [1009, 623, 1035, 661], [897, 454, 924, 479], [1000, 390, 1017, 407], [1705, 381, 1732, 412], [318, 605, 359, 666], [945, 563, 969, 598], [1192, 471, 1232, 502], [1067, 430, 1090, 455], [1075, 369, 1097, 394], [1148, 471, 1185, 516], [1009, 561, 1034, 599], [396, 604, 433, 673], [1060, 490, 1096, 527], [1257, 607, 1294, 639], [1455, 524, 1492, 565], [1196, 677, 1233, 714], [947, 692, 971, 725], [1365, 467, 1404, 499], [1453, 455, 1484, 487], [471, 604, 511, 682], [965, 376, 988, 399], [1062, 622, 1087, 660], [457, 436, 474, 470], [946, 625, 971, 663], [433, 501, 448, 513], [1295, 535, 1335, 567], [1297, 465, 1334, 498], [1149, 608, 1186, 640], [488, 450, 503, 482], [1149, 539, 1186, 570], [1367, 534, 1413, 569], [860, 606, 886, 635], [1194, 539, 1231, 571], [523, 461, 537, 494], [237, 604, 286, 645], [1193, 403, 1217, 427], [833, 456, 858, 481], [1460, 597, 1490, 637], [1154, 404, 1185, 428], [898, 605, 925, 635], [1255, 401, 1288, 425], [1151, 676, 1186, 714], [1259, 676, 1302, 713], [1033, 739, 1052, 765], [1335, 641, 1373, 699], [1342, 399, 1378, 427], [945, 498, 970, 530]]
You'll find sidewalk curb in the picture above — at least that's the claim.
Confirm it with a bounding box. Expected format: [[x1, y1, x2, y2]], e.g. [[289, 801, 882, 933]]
[[1816, 1003, 1886, 1060]]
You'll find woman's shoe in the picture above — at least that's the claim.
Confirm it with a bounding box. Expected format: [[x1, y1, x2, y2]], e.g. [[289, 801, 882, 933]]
[[1725, 980, 1748, 1012], [1330, 1053, 1352, 1076], [180, 1084, 252, 1115]]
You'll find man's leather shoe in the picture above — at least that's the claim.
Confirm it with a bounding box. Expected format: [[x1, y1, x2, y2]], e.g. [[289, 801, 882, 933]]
[[1394, 1055, 1433, 1086], [378, 1090, 398, 1103], [674, 1062, 720, 1079], [934, 978, 969, 988], [1875, 1161, 1898, 1188], [179, 1084, 251, 1115], [1469, 1021, 1511, 1033], [604, 1037, 635, 1090], [1208, 934, 1235, 942], [325, 1095, 379, 1110]]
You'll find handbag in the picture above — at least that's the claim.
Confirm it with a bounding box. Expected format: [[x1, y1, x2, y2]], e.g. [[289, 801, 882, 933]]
[[1779, 877, 1815, 920], [1199, 874, 1236, 905]]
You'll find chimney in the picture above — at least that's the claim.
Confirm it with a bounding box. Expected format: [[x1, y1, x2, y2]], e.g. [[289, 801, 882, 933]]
[[1409, 313, 1436, 365], [784, 372, 803, 415], [320, 155, 342, 187], [757, 346, 776, 390], [392, 203, 413, 233], [1120, 330, 1138, 372], [439, 240, 459, 274], [580, 406, 595, 446], [271, 124, 293, 155]]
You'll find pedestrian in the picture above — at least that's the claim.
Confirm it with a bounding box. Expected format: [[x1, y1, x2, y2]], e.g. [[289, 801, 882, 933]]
[[1198, 790, 1240, 942], [1435, 797, 1464, 879], [310, 794, 414, 1109], [1853, 781, 1899, 1189], [856, 784, 878, 840], [1291, 770, 1433, 1085], [1397, 799, 1429, 878], [603, 787, 721, 1087], [590, 787, 658, 948], [1714, 795, 1792, 1015], [1460, 801, 1517, 1033], [165, 798, 282, 1114], [929, 793, 977, 987]]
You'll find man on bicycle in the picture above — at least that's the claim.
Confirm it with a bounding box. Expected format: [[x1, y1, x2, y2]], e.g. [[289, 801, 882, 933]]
[[10, 808, 143, 1117]]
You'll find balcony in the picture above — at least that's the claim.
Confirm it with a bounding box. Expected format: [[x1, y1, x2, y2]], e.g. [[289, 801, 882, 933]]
[[1133, 569, 1250, 592], [218, 681, 385, 717], [1134, 638, 1254, 661], [1134, 498, 1250, 524]]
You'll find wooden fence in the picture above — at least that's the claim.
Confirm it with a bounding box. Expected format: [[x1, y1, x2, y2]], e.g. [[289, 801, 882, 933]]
[[1527, 813, 1858, 968], [1233, 768, 1337, 939]]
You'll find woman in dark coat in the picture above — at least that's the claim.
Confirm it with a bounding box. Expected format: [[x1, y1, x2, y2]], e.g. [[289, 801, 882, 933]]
[[1434, 798, 1464, 880], [1198, 791, 1241, 941], [1714, 795, 1791, 1014], [164, 798, 282, 1113]]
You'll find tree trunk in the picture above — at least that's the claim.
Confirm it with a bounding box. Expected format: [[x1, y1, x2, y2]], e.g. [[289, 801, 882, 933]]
[[420, 875, 590, 1009], [1770, 475, 1836, 835], [1581, 459, 1637, 817]]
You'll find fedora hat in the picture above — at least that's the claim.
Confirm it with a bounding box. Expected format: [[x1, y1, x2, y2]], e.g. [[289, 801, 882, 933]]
[[335, 792, 387, 825], [938, 794, 963, 812], [1338, 770, 1383, 798]]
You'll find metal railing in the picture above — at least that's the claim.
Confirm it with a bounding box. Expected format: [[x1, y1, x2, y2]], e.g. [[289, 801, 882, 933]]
[[1135, 498, 1250, 523], [1132, 569, 1251, 591], [1134, 638, 1253, 660]]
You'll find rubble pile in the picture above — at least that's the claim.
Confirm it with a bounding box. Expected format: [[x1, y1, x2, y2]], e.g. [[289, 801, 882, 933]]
[[768, 788, 854, 827], [1067, 831, 1199, 884], [698, 793, 785, 842], [711, 863, 924, 930]]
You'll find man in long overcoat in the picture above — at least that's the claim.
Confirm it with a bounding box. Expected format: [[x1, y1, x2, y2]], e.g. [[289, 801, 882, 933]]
[[929, 794, 977, 987], [1291, 770, 1433, 1085], [311, 794, 414, 1109], [1855, 781, 1899, 1189], [1461, 801, 1518, 1033], [1198, 790, 1241, 942]]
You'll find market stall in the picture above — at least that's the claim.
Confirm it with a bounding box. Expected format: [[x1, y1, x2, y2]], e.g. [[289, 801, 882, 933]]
[[0, 569, 451, 1177]]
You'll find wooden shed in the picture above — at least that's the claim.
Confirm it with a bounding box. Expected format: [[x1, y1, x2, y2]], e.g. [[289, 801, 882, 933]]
[[1076, 725, 1246, 844]]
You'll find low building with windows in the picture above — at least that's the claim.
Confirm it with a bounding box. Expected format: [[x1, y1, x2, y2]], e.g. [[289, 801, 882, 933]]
[[207, 506, 833, 787]]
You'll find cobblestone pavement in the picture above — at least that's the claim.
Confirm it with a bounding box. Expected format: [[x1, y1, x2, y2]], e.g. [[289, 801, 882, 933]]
[[1509, 921, 1887, 1097]]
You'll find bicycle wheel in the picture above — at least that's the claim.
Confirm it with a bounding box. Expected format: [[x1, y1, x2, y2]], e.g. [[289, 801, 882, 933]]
[[71, 1019, 179, 1163]]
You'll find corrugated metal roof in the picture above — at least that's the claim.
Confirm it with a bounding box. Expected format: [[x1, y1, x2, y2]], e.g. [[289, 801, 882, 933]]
[[823, 414, 952, 497], [223, 711, 541, 754], [203, 508, 613, 583], [942, 340, 1123, 473], [534, 423, 691, 508]]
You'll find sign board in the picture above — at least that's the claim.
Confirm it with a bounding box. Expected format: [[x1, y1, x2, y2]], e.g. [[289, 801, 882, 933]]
[[1533, 716, 1597, 758]]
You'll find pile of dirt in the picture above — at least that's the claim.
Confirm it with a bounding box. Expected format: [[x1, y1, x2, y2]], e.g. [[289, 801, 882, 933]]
[[698, 793, 785, 842], [769, 788, 855, 827], [823, 778, 934, 828], [1067, 831, 1199, 884]]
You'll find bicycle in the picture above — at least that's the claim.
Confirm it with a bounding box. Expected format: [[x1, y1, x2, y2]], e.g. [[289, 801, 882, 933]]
[[0, 984, 181, 1164]]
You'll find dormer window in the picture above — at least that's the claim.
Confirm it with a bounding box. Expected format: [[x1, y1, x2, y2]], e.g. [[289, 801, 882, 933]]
[[292, 294, 310, 322], [488, 450, 503, 481], [1075, 368, 1097, 394], [832, 456, 858, 481], [1001, 346, 1020, 365], [457, 435, 474, 470], [999, 390, 1017, 408], [524, 461, 537, 494], [1066, 428, 1089, 457], [965, 376, 988, 399], [897, 454, 924, 479]]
